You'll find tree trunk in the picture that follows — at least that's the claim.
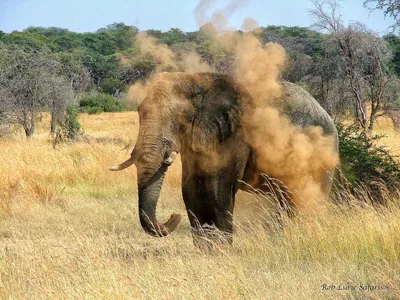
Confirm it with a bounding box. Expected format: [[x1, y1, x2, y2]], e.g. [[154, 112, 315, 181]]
[[22, 110, 36, 138], [50, 103, 56, 134]]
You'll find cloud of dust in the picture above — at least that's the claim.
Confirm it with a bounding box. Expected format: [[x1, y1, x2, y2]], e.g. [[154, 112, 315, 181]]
[[241, 17, 260, 32], [127, 31, 213, 107], [136, 32, 179, 72], [193, 0, 339, 210], [243, 107, 339, 210], [127, 81, 147, 109], [127, 0, 339, 210]]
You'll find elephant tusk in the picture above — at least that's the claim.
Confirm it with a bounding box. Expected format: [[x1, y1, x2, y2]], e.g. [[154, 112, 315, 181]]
[[109, 165, 123, 171], [109, 157, 135, 171], [163, 151, 178, 165]]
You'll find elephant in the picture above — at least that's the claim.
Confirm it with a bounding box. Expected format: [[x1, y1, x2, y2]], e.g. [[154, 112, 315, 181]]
[[110, 72, 339, 245]]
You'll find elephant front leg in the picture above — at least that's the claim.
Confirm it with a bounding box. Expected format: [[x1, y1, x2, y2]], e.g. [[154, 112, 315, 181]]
[[182, 174, 236, 248]]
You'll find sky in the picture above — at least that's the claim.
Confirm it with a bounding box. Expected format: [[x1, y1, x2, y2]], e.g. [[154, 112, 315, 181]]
[[0, 0, 396, 35]]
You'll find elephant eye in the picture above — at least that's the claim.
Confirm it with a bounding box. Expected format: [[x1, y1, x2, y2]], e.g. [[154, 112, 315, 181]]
[[192, 86, 204, 98], [194, 87, 203, 94], [161, 138, 171, 147]]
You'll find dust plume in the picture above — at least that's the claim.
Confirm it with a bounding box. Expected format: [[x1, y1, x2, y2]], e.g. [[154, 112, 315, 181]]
[[243, 106, 339, 210], [193, 0, 339, 209], [181, 52, 214, 74], [241, 17, 260, 32], [127, 31, 213, 106], [127, 81, 147, 108], [136, 32, 179, 72], [135, 31, 214, 73], [127, 0, 339, 209], [195, 0, 249, 31]]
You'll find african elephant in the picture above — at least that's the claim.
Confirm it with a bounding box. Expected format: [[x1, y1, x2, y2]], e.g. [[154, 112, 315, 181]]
[[110, 72, 339, 244]]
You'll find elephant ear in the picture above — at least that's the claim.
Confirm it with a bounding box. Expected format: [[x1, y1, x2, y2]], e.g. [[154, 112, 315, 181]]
[[190, 79, 242, 152]]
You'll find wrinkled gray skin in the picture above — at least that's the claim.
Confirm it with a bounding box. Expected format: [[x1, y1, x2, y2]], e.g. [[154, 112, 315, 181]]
[[111, 72, 338, 246]]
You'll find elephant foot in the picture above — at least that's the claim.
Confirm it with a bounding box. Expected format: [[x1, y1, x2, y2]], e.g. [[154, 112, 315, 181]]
[[191, 224, 233, 251]]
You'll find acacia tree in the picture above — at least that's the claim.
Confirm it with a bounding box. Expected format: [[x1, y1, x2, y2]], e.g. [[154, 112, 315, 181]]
[[0, 45, 75, 137], [310, 0, 394, 130]]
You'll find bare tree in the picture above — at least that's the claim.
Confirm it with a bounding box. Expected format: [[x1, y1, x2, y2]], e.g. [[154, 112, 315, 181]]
[[51, 52, 90, 133], [310, 0, 394, 130], [0, 45, 75, 137], [48, 76, 74, 133]]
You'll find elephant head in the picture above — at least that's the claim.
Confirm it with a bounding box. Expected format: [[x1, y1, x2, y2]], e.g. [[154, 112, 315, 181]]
[[110, 72, 252, 237]]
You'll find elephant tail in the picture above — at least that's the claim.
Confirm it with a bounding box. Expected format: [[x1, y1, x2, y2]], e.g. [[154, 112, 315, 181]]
[[109, 157, 135, 171]]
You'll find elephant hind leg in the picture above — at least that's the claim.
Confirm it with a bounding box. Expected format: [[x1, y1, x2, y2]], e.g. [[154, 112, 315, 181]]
[[321, 170, 335, 198], [240, 173, 296, 225]]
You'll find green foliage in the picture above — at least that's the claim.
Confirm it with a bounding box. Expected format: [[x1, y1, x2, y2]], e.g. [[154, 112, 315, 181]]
[[83, 23, 138, 56], [98, 23, 138, 51], [100, 77, 126, 95], [118, 57, 156, 84], [71, 48, 119, 86], [384, 34, 400, 77], [64, 104, 81, 139], [147, 28, 186, 46], [2, 31, 58, 51], [79, 94, 126, 114], [25, 27, 83, 51], [338, 124, 400, 193]]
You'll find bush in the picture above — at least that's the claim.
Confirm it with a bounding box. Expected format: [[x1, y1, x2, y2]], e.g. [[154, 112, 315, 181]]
[[79, 93, 126, 114], [100, 77, 126, 95], [53, 104, 82, 147], [337, 124, 400, 200], [65, 104, 81, 139]]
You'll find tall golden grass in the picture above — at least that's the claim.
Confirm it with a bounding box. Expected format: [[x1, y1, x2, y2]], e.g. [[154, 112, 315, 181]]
[[0, 112, 399, 299]]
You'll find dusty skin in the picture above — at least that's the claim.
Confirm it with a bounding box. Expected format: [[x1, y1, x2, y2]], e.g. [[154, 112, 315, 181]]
[[124, 15, 339, 211], [113, 70, 339, 248]]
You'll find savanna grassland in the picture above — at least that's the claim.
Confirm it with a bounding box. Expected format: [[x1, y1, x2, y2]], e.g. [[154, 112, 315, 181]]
[[0, 112, 399, 299]]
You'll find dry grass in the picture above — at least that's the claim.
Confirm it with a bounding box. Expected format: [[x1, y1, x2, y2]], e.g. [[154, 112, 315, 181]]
[[0, 112, 399, 299]]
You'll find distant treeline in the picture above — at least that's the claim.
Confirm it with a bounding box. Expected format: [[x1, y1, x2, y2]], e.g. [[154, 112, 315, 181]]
[[1, 20, 400, 137]]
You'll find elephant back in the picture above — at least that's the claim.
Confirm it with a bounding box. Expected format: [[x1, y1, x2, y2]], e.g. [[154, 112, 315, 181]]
[[278, 82, 337, 141]]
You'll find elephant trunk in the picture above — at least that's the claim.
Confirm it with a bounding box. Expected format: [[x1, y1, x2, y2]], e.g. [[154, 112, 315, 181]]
[[109, 114, 181, 237], [138, 163, 181, 237]]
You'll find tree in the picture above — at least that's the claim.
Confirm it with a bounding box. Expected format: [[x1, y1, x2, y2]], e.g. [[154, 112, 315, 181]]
[[48, 76, 74, 134], [98, 23, 138, 51], [55, 52, 91, 93], [82, 23, 138, 56], [383, 33, 400, 76], [0, 45, 75, 137], [100, 77, 126, 96], [25, 27, 83, 51], [70, 48, 118, 87], [310, 0, 394, 130], [364, 0, 400, 28], [2, 31, 58, 51], [118, 57, 156, 84]]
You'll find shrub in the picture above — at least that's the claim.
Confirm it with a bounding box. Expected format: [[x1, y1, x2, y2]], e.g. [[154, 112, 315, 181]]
[[100, 77, 126, 95], [337, 124, 400, 201], [53, 104, 82, 147], [79, 93, 126, 114], [65, 104, 81, 139]]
